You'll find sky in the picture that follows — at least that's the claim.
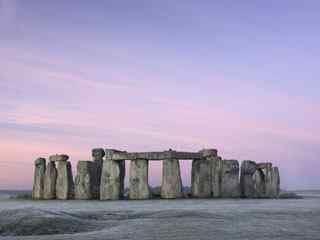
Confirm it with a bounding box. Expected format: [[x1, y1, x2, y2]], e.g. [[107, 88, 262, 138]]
[[0, 0, 319, 190]]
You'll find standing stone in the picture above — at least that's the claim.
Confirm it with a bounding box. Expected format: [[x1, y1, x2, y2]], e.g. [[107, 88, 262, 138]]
[[129, 159, 150, 199], [212, 156, 222, 198], [220, 160, 240, 198], [161, 159, 183, 199], [43, 161, 57, 200], [56, 159, 74, 200], [240, 160, 258, 198], [252, 169, 266, 198], [32, 158, 46, 200], [100, 159, 126, 200], [199, 149, 221, 198], [119, 160, 126, 197], [67, 162, 75, 198], [191, 149, 215, 198], [75, 161, 95, 200], [92, 148, 105, 199], [270, 167, 280, 198], [258, 163, 274, 198]]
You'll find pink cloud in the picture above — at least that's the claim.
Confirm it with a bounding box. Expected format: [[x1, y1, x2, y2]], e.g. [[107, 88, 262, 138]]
[[1, 47, 319, 190]]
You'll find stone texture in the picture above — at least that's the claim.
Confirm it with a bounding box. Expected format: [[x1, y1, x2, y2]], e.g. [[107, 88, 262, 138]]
[[212, 156, 223, 197], [56, 161, 74, 200], [43, 161, 57, 200], [241, 160, 257, 176], [49, 154, 69, 162], [92, 148, 105, 199], [240, 160, 258, 198], [67, 162, 75, 197], [100, 159, 125, 200], [200, 149, 218, 158], [161, 159, 183, 199], [257, 162, 272, 170], [92, 148, 105, 159], [32, 158, 46, 200], [191, 149, 218, 198], [75, 161, 95, 200], [198, 149, 220, 198], [257, 163, 277, 198], [220, 160, 241, 198], [119, 160, 126, 197], [252, 169, 266, 197], [191, 152, 212, 198], [108, 150, 202, 160], [129, 159, 150, 199], [270, 167, 280, 198]]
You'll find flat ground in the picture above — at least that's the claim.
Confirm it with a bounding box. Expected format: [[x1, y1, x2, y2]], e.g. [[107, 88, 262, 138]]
[[0, 191, 319, 240]]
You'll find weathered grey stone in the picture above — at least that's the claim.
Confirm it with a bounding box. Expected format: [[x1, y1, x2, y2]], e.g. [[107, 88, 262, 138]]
[[270, 167, 280, 198], [212, 156, 222, 197], [191, 149, 218, 198], [220, 160, 240, 198], [105, 149, 121, 159], [129, 159, 150, 199], [102, 149, 126, 200], [252, 169, 266, 198], [264, 164, 273, 198], [75, 161, 95, 200], [257, 162, 272, 170], [67, 162, 75, 197], [100, 159, 125, 200], [241, 160, 257, 176], [257, 162, 272, 179], [119, 160, 126, 197], [92, 148, 105, 159], [161, 159, 183, 199], [191, 150, 213, 198], [240, 160, 258, 198], [56, 161, 74, 200], [257, 162, 278, 198], [32, 158, 46, 200], [108, 150, 202, 161], [49, 154, 69, 162], [43, 161, 57, 200], [92, 148, 105, 199], [200, 149, 218, 158], [199, 149, 220, 198]]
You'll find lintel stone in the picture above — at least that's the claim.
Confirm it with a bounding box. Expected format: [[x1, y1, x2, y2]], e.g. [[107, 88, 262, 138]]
[[107, 150, 202, 161], [49, 154, 69, 162]]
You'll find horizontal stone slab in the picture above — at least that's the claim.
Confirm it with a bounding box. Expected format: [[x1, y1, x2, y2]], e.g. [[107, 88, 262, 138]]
[[105, 150, 203, 160], [257, 162, 272, 169], [49, 154, 69, 162]]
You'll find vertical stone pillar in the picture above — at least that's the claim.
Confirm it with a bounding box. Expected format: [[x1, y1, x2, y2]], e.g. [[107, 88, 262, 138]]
[[220, 160, 240, 198], [257, 162, 278, 198], [161, 159, 183, 199], [252, 169, 266, 198], [129, 159, 150, 199], [191, 149, 215, 198], [212, 156, 222, 198], [43, 161, 57, 200], [240, 160, 258, 198], [67, 161, 75, 197], [119, 160, 126, 197], [53, 155, 74, 200], [75, 161, 95, 200], [270, 167, 280, 198], [92, 148, 105, 199], [32, 158, 46, 200], [100, 159, 126, 200]]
